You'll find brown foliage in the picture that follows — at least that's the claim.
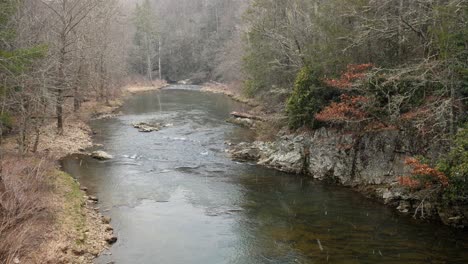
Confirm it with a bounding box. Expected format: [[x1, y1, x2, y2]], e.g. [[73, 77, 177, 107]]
[[398, 157, 449, 190], [323, 64, 374, 89], [0, 156, 53, 263], [315, 95, 369, 123]]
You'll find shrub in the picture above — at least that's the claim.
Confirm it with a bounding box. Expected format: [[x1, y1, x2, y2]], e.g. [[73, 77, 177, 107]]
[[398, 157, 449, 190], [438, 124, 468, 202], [0, 112, 13, 132], [315, 94, 369, 124], [0, 156, 53, 262], [286, 66, 339, 129]]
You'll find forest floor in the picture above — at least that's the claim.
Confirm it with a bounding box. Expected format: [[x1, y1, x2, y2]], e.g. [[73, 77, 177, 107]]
[[0, 84, 157, 263]]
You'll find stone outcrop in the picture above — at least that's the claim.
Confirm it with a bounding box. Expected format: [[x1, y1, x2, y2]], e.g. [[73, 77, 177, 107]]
[[229, 128, 420, 184], [228, 127, 468, 227]]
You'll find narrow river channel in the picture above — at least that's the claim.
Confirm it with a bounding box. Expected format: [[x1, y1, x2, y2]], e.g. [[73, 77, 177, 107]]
[[62, 85, 468, 264]]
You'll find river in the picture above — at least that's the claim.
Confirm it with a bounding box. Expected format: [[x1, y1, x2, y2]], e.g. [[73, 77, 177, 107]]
[[62, 85, 468, 264]]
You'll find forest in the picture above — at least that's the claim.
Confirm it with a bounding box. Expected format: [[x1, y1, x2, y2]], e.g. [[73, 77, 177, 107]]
[[1, 0, 467, 263]]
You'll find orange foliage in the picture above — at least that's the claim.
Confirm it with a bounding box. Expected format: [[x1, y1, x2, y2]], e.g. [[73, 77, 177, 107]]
[[324, 63, 374, 89], [315, 94, 369, 123], [398, 157, 449, 190], [398, 176, 421, 189]]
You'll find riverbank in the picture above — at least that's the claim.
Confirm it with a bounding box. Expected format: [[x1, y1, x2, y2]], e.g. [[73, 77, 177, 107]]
[[124, 79, 168, 94], [227, 127, 468, 228], [201, 81, 259, 107], [0, 83, 165, 263]]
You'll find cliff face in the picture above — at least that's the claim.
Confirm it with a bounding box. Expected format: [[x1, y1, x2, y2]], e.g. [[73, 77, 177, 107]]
[[229, 128, 467, 227], [232, 128, 433, 185]]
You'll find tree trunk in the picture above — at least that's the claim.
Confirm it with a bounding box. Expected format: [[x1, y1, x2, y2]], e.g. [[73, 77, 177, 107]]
[[158, 39, 162, 80], [74, 61, 83, 112], [32, 126, 40, 153], [74, 85, 80, 112], [145, 32, 153, 82], [56, 88, 64, 134], [57, 30, 67, 134]]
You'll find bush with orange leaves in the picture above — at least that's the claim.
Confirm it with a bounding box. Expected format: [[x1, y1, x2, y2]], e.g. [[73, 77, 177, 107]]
[[315, 63, 374, 126], [398, 157, 449, 190], [315, 94, 369, 123], [323, 63, 374, 89]]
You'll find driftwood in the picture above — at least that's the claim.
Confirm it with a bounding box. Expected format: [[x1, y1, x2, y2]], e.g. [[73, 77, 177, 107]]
[[230, 111, 265, 121]]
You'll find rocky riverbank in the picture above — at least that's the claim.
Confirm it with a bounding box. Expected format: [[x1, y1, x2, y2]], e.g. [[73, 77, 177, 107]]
[[228, 127, 468, 228]]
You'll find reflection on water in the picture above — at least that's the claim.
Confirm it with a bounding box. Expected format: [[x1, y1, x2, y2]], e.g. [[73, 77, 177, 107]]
[[62, 86, 468, 264]]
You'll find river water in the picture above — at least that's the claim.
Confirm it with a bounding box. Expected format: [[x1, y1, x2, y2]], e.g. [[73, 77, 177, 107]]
[[62, 85, 468, 264]]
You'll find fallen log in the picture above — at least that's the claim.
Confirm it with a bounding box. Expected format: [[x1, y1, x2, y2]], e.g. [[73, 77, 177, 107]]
[[230, 111, 265, 121]]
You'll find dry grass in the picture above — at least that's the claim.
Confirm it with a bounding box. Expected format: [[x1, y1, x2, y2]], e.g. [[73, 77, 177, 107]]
[[255, 114, 288, 142], [0, 155, 112, 264], [0, 156, 54, 264], [125, 79, 168, 94]]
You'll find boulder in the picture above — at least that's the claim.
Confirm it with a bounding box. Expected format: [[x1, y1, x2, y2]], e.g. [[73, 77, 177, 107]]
[[102, 216, 111, 224], [228, 142, 261, 161], [105, 235, 118, 245], [91, 151, 113, 160]]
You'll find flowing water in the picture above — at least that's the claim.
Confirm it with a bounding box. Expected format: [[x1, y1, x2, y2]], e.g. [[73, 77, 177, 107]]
[[62, 85, 468, 264]]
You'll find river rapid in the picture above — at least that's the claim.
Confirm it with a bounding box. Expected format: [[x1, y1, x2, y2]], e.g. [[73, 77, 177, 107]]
[[62, 85, 468, 264]]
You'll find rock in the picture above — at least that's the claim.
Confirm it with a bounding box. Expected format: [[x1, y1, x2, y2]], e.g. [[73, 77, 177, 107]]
[[396, 200, 411, 213], [102, 216, 111, 224], [88, 196, 99, 202], [105, 225, 114, 232], [91, 151, 113, 160], [80, 186, 88, 192], [178, 79, 191, 85], [105, 236, 118, 245], [72, 248, 86, 256], [228, 142, 261, 161], [226, 117, 255, 128], [13, 257, 20, 264], [133, 122, 160, 132]]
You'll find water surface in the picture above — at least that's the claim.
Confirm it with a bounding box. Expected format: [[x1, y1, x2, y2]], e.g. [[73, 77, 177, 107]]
[[62, 85, 468, 264]]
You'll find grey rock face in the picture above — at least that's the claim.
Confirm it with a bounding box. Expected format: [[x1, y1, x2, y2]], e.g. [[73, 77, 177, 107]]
[[257, 135, 307, 174], [307, 128, 412, 186], [229, 128, 418, 184], [228, 142, 261, 161], [226, 127, 466, 226]]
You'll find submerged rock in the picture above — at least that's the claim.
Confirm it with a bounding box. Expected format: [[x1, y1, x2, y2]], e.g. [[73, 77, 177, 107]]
[[133, 122, 161, 132], [91, 151, 113, 160]]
